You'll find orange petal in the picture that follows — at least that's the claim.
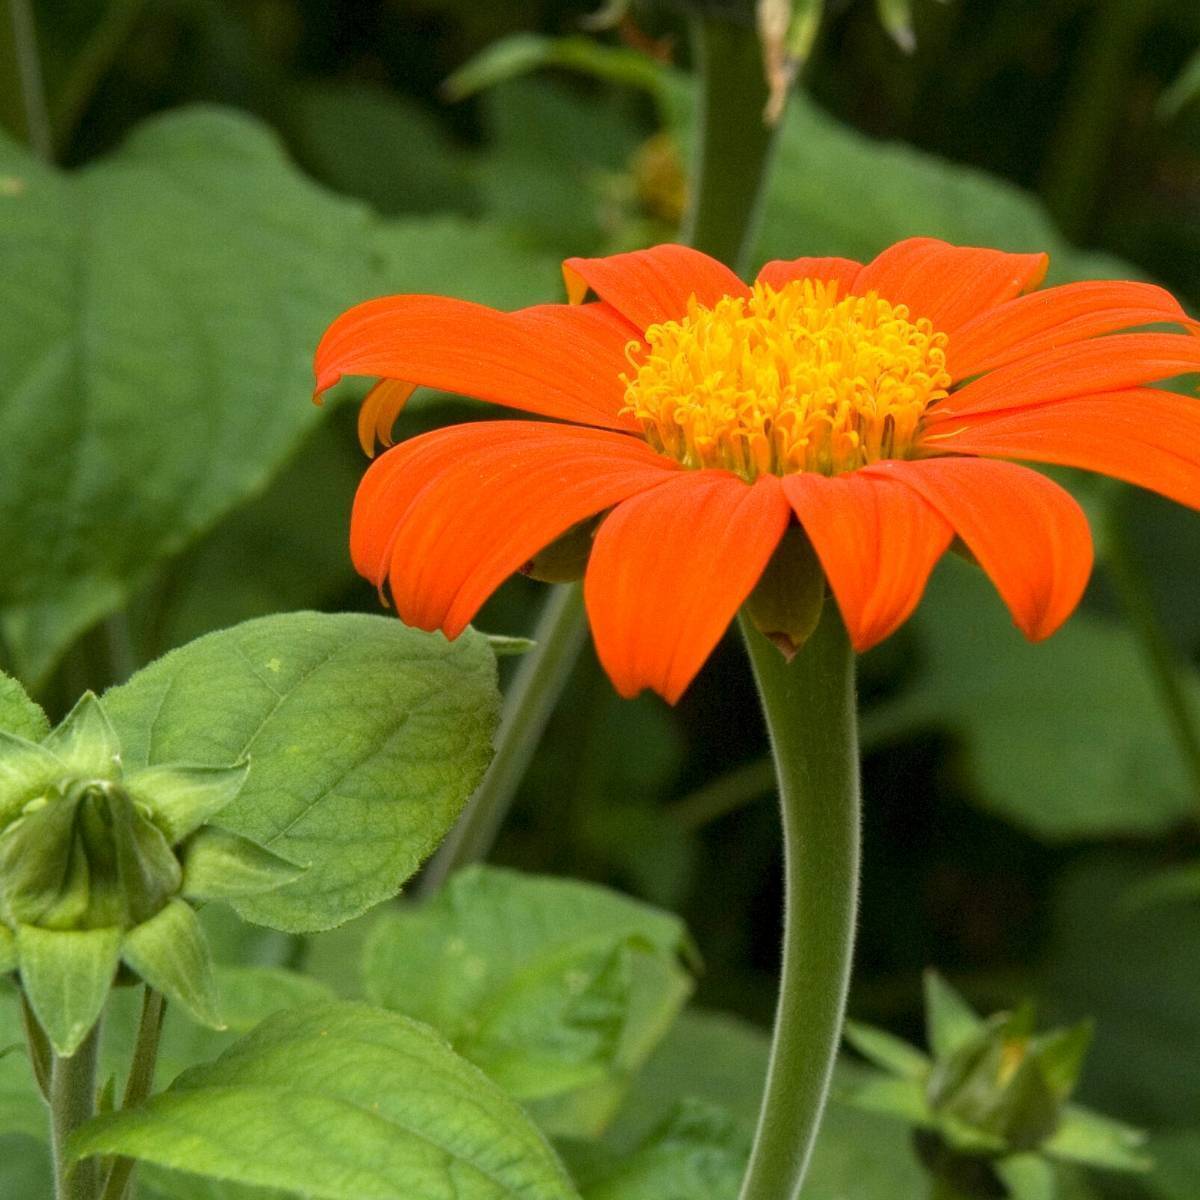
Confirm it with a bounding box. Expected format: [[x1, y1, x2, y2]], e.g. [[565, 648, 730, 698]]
[[782, 472, 953, 651], [948, 279, 1197, 380], [315, 296, 639, 431], [351, 422, 678, 637], [923, 389, 1200, 511], [854, 237, 1049, 333], [584, 471, 789, 703], [754, 256, 863, 293], [562, 244, 749, 331], [871, 457, 1093, 641], [931, 332, 1200, 422], [357, 379, 418, 456]]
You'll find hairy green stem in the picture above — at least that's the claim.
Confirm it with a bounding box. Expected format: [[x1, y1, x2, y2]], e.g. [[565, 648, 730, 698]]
[[682, 11, 778, 272], [7, 0, 52, 161], [1105, 503, 1200, 807], [419, 583, 588, 895], [100, 988, 166, 1200], [737, 610, 861, 1200], [50, 1021, 102, 1200]]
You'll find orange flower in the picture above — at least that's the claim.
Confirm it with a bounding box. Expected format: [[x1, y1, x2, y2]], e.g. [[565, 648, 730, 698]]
[[314, 239, 1200, 703]]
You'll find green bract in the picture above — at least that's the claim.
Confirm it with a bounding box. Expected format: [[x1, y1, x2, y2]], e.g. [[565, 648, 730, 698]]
[[840, 972, 1151, 1194], [0, 693, 300, 1055]]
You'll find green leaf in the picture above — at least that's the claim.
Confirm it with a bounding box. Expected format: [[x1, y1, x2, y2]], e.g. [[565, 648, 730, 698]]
[[103, 612, 500, 932], [0, 109, 381, 684], [0, 924, 13, 972], [125, 762, 250, 844], [286, 81, 478, 217], [924, 971, 985, 1060], [70, 1002, 581, 1200], [444, 34, 665, 105], [843, 1020, 930, 1079], [1043, 1105, 1151, 1172], [180, 829, 303, 902], [570, 1099, 750, 1200], [363, 866, 693, 1138], [869, 557, 1200, 839], [122, 900, 222, 1029], [17, 924, 120, 1055], [0, 672, 47, 742], [42, 693, 121, 779]]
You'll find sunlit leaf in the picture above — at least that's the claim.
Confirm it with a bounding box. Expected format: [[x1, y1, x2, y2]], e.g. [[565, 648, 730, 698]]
[[70, 1003, 581, 1200], [363, 866, 693, 1138], [103, 613, 500, 932]]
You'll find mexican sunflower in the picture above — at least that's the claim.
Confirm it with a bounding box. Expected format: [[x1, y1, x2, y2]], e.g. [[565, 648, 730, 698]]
[[314, 239, 1200, 703]]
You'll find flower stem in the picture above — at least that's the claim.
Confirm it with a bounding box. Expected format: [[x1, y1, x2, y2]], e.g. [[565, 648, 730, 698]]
[[49, 1021, 102, 1200], [736, 609, 861, 1200], [100, 988, 166, 1200], [419, 583, 588, 895], [7, 0, 53, 162], [682, 10, 778, 273]]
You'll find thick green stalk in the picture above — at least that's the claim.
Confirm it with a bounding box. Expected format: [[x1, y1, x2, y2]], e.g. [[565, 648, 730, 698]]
[[682, 10, 778, 272], [49, 1021, 102, 1200], [419, 583, 588, 895], [737, 610, 861, 1200], [100, 988, 166, 1200]]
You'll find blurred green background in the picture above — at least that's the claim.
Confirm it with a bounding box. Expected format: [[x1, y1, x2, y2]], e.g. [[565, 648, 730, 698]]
[[3, 1, 1200, 1196]]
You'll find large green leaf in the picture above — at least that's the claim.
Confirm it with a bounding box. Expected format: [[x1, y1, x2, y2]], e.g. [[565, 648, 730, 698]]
[[566, 1100, 750, 1200], [0, 109, 375, 683], [0, 106, 564, 685], [363, 866, 693, 1138], [70, 1002, 581, 1200], [103, 613, 500, 931], [0, 671, 47, 741], [868, 556, 1200, 840]]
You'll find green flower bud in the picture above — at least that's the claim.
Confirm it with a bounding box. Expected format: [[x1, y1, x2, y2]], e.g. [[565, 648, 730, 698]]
[[0, 778, 180, 930], [0, 691, 302, 1055]]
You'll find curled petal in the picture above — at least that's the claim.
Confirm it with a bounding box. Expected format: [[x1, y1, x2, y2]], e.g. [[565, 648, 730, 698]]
[[873, 457, 1093, 641], [854, 237, 1049, 332], [357, 380, 417, 457], [949, 279, 1198, 381], [933, 333, 1200, 421], [755, 256, 862, 293], [585, 472, 790, 703], [783, 472, 953, 651], [923, 389, 1200, 511], [562, 244, 749, 331], [315, 296, 639, 431], [352, 422, 678, 637]]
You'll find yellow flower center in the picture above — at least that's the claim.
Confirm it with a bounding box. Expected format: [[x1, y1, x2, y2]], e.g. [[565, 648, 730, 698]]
[[621, 279, 952, 479]]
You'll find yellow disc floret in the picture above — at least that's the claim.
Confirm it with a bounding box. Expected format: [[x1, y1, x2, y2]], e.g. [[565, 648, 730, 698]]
[[622, 279, 951, 479]]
